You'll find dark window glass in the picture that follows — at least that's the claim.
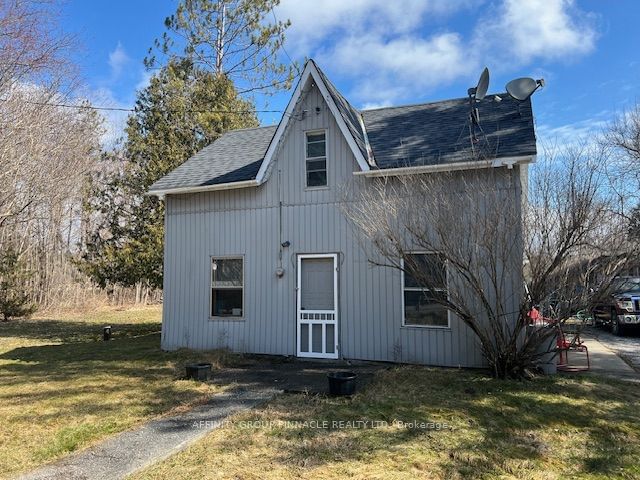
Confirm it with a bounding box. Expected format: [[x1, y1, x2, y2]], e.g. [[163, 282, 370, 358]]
[[307, 171, 327, 187], [211, 258, 243, 317], [404, 254, 446, 289], [403, 253, 449, 327], [212, 258, 243, 287], [306, 132, 325, 143], [211, 289, 243, 317], [306, 141, 326, 158], [306, 131, 327, 187], [306, 159, 326, 172], [403, 291, 449, 327]]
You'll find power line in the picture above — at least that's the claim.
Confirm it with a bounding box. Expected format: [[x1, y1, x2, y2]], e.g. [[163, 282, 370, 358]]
[[270, 7, 301, 76], [6, 98, 286, 115]]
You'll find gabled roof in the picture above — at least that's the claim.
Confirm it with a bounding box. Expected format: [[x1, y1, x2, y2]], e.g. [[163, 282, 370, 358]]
[[149, 60, 537, 196], [254, 59, 372, 183]]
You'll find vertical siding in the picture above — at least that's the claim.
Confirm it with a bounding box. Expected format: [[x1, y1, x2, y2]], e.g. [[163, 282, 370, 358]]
[[161, 80, 523, 367]]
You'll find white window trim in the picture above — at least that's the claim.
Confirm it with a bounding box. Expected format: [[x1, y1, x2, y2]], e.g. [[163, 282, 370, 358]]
[[400, 252, 451, 329], [209, 255, 245, 321], [304, 129, 329, 190]]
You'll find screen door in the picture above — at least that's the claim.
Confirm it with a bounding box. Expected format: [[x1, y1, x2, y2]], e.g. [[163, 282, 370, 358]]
[[297, 254, 338, 358]]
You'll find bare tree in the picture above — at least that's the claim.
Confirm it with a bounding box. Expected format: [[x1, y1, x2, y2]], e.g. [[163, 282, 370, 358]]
[[342, 145, 634, 378], [0, 0, 104, 311], [0, 0, 75, 92], [606, 103, 640, 164]]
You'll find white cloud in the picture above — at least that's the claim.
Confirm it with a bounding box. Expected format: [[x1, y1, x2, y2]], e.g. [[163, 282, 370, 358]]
[[361, 101, 393, 110], [536, 116, 608, 149], [475, 0, 597, 65], [318, 32, 471, 104], [108, 42, 131, 79], [277, 0, 477, 54], [275, 0, 598, 105]]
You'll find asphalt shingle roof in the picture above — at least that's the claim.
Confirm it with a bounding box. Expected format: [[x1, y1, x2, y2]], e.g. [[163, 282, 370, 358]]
[[313, 61, 369, 162], [149, 125, 277, 192], [149, 62, 537, 193], [362, 94, 536, 168]]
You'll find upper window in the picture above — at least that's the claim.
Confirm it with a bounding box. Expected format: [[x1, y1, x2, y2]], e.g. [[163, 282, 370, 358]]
[[211, 257, 243, 317], [402, 253, 450, 328], [305, 131, 327, 188]]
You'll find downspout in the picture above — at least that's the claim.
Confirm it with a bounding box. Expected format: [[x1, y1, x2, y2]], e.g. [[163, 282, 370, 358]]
[[276, 168, 285, 277]]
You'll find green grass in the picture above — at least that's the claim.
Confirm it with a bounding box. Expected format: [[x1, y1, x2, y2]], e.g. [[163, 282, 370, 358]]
[[130, 367, 640, 480], [0, 306, 227, 479]]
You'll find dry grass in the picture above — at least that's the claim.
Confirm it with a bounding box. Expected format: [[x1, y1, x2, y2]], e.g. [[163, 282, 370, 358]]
[[130, 367, 640, 480], [0, 305, 227, 479]]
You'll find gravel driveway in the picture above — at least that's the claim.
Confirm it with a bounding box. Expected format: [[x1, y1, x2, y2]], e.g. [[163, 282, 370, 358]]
[[587, 327, 640, 371]]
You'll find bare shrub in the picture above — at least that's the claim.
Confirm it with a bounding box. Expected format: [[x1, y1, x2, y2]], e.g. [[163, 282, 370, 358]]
[[342, 145, 635, 378]]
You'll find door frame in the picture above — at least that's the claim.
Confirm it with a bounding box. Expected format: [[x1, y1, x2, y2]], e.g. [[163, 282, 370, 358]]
[[296, 253, 339, 359]]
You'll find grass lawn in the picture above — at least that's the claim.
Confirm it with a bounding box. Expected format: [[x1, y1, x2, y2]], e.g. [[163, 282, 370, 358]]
[[0, 306, 226, 479], [130, 367, 640, 480]]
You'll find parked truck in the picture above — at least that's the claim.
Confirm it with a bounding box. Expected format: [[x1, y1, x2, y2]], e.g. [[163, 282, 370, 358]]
[[592, 277, 640, 336]]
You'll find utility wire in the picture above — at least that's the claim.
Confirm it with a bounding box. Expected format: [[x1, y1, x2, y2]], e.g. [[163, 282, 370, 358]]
[[4, 97, 287, 115]]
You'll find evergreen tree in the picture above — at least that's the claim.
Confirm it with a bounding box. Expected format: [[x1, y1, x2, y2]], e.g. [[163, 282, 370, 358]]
[[82, 60, 258, 290], [0, 247, 36, 321]]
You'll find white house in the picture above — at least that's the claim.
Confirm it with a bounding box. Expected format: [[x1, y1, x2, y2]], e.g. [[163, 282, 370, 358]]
[[149, 60, 537, 366]]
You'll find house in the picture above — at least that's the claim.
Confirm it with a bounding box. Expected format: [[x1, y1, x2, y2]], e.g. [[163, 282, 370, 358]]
[[148, 60, 537, 366]]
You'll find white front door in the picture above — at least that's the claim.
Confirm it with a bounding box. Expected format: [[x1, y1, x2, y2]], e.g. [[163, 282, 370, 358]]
[[297, 254, 338, 359]]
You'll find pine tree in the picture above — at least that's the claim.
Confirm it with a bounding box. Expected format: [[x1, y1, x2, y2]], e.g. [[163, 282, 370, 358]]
[[82, 60, 258, 290], [146, 0, 297, 94]]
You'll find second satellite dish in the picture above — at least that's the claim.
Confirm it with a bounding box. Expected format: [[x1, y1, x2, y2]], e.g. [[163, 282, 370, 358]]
[[468, 67, 490, 101], [506, 77, 545, 101]]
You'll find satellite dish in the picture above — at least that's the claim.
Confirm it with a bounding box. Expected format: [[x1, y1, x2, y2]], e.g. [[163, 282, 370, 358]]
[[467, 67, 490, 101], [506, 77, 545, 101], [475, 67, 489, 101]]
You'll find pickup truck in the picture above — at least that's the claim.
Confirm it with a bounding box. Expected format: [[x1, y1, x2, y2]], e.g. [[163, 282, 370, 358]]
[[592, 277, 640, 335]]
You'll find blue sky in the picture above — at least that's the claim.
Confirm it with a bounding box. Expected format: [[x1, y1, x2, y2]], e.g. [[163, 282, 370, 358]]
[[60, 0, 640, 147]]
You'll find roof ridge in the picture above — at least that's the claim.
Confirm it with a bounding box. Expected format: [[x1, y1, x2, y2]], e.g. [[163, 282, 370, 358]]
[[362, 92, 514, 112], [225, 124, 278, 133]]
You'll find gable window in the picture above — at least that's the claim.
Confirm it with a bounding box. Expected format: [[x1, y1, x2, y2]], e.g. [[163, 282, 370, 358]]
[[305, 131, 327, 187], [211, 257, 243, 317], [402, 253, 450, 328]]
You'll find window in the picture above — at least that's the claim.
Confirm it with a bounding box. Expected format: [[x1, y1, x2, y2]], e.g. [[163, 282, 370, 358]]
[[305, 131, 327, 187], [211, 257, 243, 317], [402, 253, 449, 327]]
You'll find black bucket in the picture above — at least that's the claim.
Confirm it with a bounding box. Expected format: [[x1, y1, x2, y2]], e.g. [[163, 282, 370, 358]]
[[185, 363, 212, 381], [327, 371, 357, 396]]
